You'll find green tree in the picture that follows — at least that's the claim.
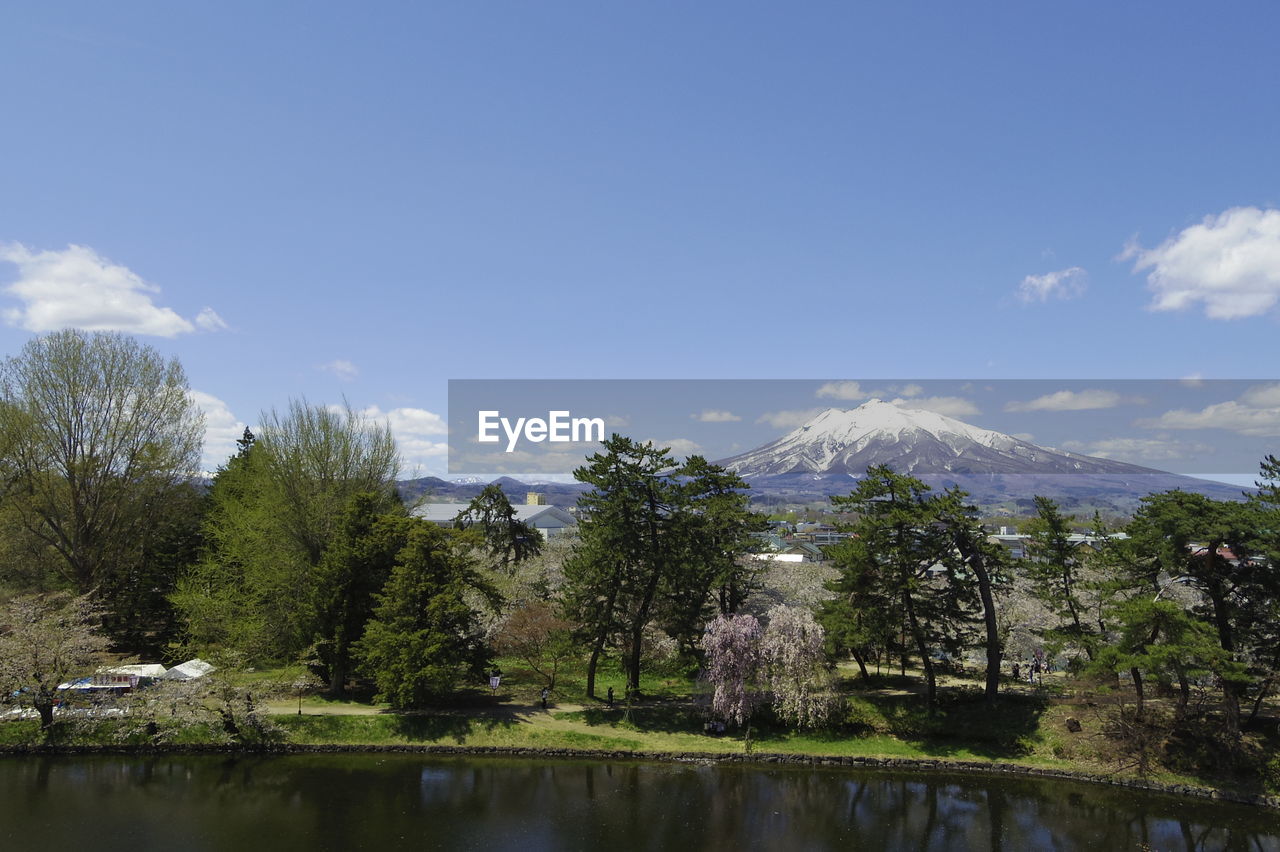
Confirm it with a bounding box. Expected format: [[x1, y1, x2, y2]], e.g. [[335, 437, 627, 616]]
[[171, 430, 309, 661], [0, 330, 203, 610], [454, 483, 542, 570], [563, 436, 679, 698], [355, 523, 497, 708], [1125, 491, 1267, 739], [256, 399, 400, 565], [1089, 597, 1234, 720], [1022, 496, 1097, 661], [828, 466, 981, 708], [173, 403, 401, 665], [934, 487, 1008, 703], [312, 494, 411, 695], [660, 456, 766, 655]]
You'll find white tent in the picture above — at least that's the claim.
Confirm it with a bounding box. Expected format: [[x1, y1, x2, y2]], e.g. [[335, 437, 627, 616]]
[[99, 664, 168, 679], [162, 659, 217, 680]]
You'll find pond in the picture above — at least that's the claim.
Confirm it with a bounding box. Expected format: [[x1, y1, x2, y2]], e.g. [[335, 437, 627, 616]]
[[1, 754, 1275, 851]]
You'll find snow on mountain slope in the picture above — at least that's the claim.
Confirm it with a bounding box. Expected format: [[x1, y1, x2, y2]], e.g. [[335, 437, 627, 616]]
[[716, 400, 1160, 477]]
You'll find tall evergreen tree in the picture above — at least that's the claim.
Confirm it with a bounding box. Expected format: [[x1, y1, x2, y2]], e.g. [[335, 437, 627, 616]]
[[355, 523, 497, 708], [828, 466, 981, 708], [1022, 496, 1097, 661]]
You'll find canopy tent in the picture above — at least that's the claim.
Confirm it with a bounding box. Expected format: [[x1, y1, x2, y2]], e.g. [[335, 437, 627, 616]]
[[162, 659, 216, 680]]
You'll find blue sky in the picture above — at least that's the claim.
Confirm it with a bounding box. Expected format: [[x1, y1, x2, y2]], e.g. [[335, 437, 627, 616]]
[[2, 3, 1278, 478]]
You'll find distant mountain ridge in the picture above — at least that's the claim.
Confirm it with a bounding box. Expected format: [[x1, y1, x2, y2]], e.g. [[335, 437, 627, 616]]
[[716, 400, 1161, 477], [713, 400, 1250, 509]]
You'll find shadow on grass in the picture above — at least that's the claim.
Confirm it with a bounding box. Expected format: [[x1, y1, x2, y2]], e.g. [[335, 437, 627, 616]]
[[387, 713, 518, 744]]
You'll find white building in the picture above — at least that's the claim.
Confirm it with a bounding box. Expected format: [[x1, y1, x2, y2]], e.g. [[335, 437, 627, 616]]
[[412, 502, 577, 539]]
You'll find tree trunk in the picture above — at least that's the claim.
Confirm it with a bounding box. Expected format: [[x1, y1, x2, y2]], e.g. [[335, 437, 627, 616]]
[[903, 590, 936, 707], [1175, 666, 1190, 719], [851, 648, 870, 680], [37, 701, 54, 730], [954, 535, 1001, 703], [1131, 667, 1145, 718], [585, 628, 607, 700]]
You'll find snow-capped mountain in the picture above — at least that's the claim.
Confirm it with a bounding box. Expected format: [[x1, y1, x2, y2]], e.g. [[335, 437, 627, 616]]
[[716, 400, 1159, 477]]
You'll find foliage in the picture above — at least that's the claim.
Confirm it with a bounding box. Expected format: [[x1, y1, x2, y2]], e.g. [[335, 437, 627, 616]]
[[355, 523, 497, 709], [1022, 497, 1098, 659], [827, 467, 983, 707], [0, 593, 108, 729], [492, 601, 577, 689], [562, 435, 763, 698], [256, 399, 400, 565], [174, 402, 402, 667], [455, 484, 542, 570], [0, 330, 203, 649], [311, 495, 411, 693]]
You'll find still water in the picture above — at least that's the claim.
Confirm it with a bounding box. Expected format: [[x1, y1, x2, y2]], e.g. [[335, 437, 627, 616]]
[[1, 754, 1275, 851]]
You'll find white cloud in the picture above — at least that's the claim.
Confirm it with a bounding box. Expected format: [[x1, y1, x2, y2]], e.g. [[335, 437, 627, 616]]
[[188, 390, 248, 472], [757, 408, 824, 429], [1137, 383, 1280, 436], [896, 384, 924, 398], [357, 405, 449, 473], [891, 396, 980, 417], [692, 409, 741, 422], [1061, 437, 1212, 463], [1005, 389, 1123, 412], [816, 381, 868, 400], [195, 307, 228, 332], [1124, 206, 1280, 319], [321, 359, 359, 382], [0, 243, 221, 337], [648, 438, 703, 458], [1017, 266, 1087, 303]]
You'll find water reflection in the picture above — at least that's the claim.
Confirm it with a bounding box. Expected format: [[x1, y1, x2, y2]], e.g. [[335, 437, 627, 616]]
[[0, 755, 1275, 851]]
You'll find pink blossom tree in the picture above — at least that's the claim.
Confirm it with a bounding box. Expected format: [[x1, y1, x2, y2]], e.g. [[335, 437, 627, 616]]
[[700, 613, 763, 726]]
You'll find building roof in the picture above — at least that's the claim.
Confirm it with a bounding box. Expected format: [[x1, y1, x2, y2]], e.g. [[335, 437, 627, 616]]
[[412, 503, 575, 526]]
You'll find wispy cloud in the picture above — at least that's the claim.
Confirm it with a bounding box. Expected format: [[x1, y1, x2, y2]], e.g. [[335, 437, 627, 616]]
[[816, 381, 868, 400], [0, 243, 222, 337], [692, 409, 741, 422], [757, 408, 824, 429], [647, 437, 703, 458], [321, 359, 359, 381], [1061, 437, 1213, 463], [1016, 266, 1087, 303], [1137, 383, 1280, 436], [891, 396, 980, 417], [1123, 206, 1280, 319], [1005, 389, 1124, 412]]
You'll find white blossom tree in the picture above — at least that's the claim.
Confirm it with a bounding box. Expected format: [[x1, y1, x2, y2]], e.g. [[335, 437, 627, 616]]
[[0, 593, 107, 729], [760, 605, 832, 728]]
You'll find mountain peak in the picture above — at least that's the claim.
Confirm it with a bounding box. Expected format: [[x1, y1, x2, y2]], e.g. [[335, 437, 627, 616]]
[[716, 401, 1159, 478]]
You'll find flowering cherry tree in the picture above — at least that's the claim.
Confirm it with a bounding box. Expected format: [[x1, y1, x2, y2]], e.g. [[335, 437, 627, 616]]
[[702, 606, 832, 730], [760, 605, 832, 728], [700, 613, 763, 726]]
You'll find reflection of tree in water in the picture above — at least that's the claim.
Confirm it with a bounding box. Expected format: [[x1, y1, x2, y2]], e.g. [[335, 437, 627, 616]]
[[0, 757, 1276, 851]]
